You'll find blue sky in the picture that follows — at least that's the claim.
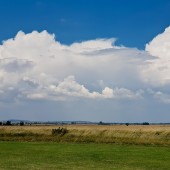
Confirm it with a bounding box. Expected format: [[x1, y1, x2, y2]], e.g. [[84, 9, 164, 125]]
[[0, 0, 170, 49], [0, 0, 170, 123]]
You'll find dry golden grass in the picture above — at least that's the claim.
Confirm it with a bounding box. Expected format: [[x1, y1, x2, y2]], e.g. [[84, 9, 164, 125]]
[[0, 124, 170, 146]]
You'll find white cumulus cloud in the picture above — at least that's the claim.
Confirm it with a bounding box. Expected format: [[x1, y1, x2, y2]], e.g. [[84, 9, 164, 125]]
[[0, 30, 148, 103], [0, 27, 170, 104], [1, 27, 170, 122], [143, 26, 170, 86]]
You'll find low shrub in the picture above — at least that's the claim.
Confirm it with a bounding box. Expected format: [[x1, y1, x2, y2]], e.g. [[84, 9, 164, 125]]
[[52, 127, 68, 136]]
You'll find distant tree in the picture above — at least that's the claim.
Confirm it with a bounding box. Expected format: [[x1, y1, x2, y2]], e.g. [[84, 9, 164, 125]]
[[6, 121, 12, 126], [126, 123, 129, 126], [0, 122, 2, 125], [20, 121, 24, 126], [142, 122, 149, 125], [99, 121, 103, 125]]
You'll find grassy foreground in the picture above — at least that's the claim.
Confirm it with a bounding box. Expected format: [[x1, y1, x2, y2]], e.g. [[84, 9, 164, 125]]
[[0, 142, 169, 170], [0, 124, 170, 146]]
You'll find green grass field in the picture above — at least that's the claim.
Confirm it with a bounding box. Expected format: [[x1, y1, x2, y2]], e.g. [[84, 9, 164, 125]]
[[0, 142, 169, 170]]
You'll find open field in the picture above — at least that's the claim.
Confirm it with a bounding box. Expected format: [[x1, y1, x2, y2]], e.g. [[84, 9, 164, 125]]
[[0, 124, 170, 146], [0, 141, 170, 170]]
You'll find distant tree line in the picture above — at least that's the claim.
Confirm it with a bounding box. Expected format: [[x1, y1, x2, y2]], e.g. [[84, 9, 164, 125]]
[[0, 121, 25, 126], [98, 121, 150, 126], [1, 120, 169, 126]]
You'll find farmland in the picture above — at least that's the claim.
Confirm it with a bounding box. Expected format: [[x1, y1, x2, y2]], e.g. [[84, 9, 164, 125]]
[[0, 124, 169, 169], [0, 124, 169, 146]]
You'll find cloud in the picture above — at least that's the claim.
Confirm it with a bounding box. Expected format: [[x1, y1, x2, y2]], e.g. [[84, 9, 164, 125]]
[[53, 76, 143, 100], [146, 27, 170, 59], [23, 75, 142, 101], [0, 30, 149, 103], [1, 27, 170, 122], [0, 27, 170, 106], [143, 26, 170, 86], [0, 58, 33, 72], [147, 88, 170, 104]]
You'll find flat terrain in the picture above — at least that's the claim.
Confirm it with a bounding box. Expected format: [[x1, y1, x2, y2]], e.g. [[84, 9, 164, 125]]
[[0, 142, 169, 170], [0, 124, 169, 146], [0, 125, 169, 169]]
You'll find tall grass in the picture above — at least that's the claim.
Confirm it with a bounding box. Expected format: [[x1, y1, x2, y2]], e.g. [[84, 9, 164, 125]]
[[0, 125, 169, 146]]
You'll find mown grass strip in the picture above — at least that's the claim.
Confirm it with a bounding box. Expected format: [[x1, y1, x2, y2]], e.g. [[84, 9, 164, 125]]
[[0, 141, 169, 170]]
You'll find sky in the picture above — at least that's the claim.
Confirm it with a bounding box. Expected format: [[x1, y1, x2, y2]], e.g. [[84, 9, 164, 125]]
[[0, 0, 170, 123]]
